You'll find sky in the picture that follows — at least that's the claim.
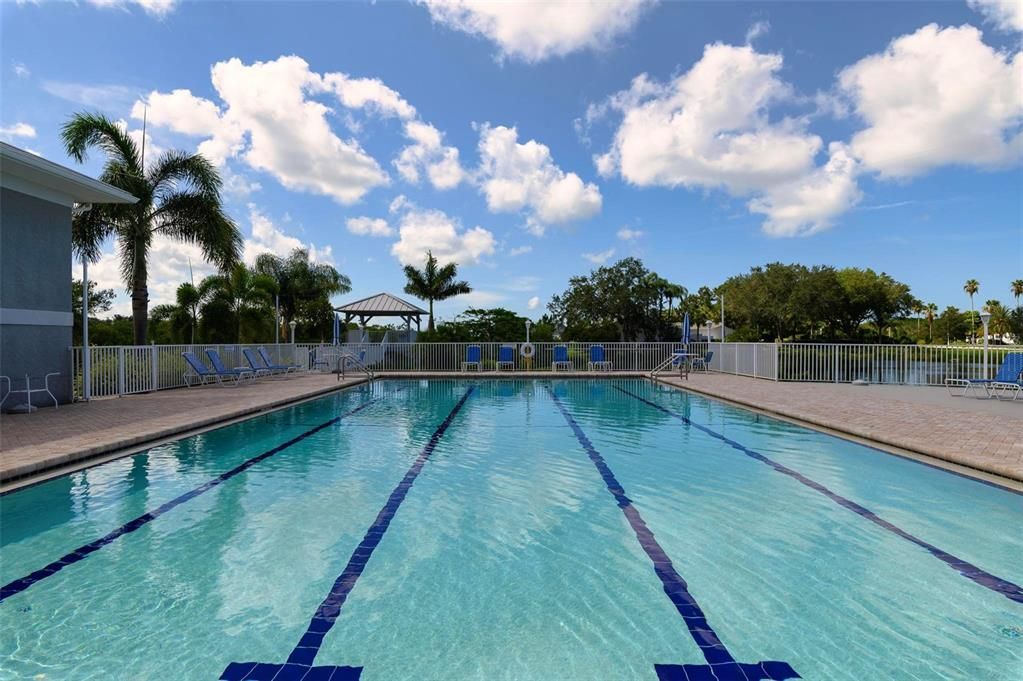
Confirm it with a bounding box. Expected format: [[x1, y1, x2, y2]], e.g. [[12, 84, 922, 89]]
[[1, 0, 1021, 322]]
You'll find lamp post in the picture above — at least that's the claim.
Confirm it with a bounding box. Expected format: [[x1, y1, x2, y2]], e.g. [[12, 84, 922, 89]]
[[525, 319, 532, 343], [980, 311, 991, 379], [289, 320, 297, 344]]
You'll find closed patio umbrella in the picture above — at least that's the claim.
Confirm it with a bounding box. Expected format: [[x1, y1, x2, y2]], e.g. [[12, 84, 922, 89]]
[[332, 312, 340, 346], [682, 310, 691, 347]]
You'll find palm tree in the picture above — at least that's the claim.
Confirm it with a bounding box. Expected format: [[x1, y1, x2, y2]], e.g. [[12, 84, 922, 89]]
[[1012, 279, 1023, 310], [924, 303, 938, 344], [984, 300, 1010, 340], [175, 282, 201, 344], [963, 279, 979, 343], [911, 301, 923, 338], [198, 264, 276, 343], [63, 112, 241, 343], [402, 250, 471, 332], [254, 248, 350, 340]]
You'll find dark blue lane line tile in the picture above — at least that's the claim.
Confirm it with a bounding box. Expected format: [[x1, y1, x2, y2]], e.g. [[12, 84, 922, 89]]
[[615, 386, 1023, 606], [220, 386, 477, 681], [546, 388, 798, 681], [1, 395, 391, 604]]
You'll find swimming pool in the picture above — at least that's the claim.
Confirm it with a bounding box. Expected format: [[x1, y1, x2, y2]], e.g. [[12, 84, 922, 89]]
[[1, 379, 1020, 680]]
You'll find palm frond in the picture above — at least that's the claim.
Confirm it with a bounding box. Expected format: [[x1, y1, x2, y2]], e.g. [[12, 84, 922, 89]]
[[152, 191, 242, 270], [61, 112, 142, 177], [71, 205, 118, 263], [148, 150, 223, 202]]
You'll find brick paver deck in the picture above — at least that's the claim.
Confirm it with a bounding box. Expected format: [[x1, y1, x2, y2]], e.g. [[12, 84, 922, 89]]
[[0, 374, 369, 486], [654, 373, 1023, 483]]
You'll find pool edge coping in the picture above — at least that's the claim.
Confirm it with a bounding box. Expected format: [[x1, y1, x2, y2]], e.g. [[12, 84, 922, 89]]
[[0, 378, 372, 494], [650, 375, 1023, 493]]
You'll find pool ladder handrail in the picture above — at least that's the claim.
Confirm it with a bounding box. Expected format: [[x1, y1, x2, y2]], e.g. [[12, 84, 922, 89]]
[[335, 352, 374, 382], [650, 353, 688, 380]]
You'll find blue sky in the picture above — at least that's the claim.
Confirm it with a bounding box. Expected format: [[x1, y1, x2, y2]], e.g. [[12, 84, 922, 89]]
[[2, 0, 1021, 321]]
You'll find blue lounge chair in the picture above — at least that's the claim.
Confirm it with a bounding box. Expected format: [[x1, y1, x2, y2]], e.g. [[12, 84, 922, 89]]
[[242, 348, 276, 377], [258, 347, 301, 374], [462, 345, 481, 372], [205, 349, 256, 382], [691, 351, 714, 372], [946, 352, 1023, 398], [182, 351, 247, 387], [496, 345, 515, 371], [588, 345, 612, 372], [552, 345, 572, 372]]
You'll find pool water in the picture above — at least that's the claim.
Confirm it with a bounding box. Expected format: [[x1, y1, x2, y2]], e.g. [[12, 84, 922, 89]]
[[1, 379, 1020, 680]]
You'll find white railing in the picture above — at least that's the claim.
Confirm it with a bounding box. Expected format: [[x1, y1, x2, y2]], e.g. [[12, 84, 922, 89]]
[[71, 343, 308, 400], [69, 340, 1023, 399], [776, 342, 1023, 385]]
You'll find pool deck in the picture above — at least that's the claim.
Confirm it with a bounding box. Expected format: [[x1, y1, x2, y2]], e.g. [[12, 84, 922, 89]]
[[654, 373, 1023, 484], [2, 371, 1019, 491], [0, 374, 371, 488]]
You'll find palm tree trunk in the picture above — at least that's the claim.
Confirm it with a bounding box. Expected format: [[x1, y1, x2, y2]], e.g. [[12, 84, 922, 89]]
[[131, 260, 149, 344], [969, 296, 975, 343], [428, 299, 435, 332]]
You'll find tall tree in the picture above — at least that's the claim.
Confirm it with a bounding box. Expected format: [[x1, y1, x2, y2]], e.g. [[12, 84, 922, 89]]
[[963, 279, 979, 343], [924, 303, 938, 344], [402, 250, 472, 332], [254, 248, 351, 340], [175, 282, 201, 344], [1012, 279, 1023, 310], [71, 279, 116, 345], [63, 112, 241, 343], [198, 264, 276, 343]]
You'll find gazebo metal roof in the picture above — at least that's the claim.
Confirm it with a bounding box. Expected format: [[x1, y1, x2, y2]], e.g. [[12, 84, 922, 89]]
[[335, 292, 427, 329]]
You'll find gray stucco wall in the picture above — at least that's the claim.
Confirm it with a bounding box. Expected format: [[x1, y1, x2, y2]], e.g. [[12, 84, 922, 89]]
[[0, 187, 73, 406]]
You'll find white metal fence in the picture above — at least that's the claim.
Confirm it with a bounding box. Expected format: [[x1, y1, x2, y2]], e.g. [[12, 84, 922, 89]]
[[69, 340, 1022, 399]]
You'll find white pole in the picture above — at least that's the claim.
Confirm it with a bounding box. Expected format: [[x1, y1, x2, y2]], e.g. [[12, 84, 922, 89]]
[[981, 314, 991, 378], [720, 293, 725, 342], [82, 259, 91, 401], [275, 294, 280, 345]]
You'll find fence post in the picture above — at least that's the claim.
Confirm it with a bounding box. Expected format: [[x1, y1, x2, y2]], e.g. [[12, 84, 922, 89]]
[[753, 344, 758, 378], [150, 343, 158, 392], [117, 346, 126, 396], [833, 346, 839, 383]]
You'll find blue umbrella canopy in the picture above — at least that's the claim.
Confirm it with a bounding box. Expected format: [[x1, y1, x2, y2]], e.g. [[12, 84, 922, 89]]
[[682, 310, 691, 345]]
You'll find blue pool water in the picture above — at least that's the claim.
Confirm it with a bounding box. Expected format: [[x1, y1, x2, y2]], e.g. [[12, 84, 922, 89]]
[[1, 379, 1020, 680]]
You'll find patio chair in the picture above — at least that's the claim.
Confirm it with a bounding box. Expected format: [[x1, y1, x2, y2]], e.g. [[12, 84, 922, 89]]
[[242, 348, 277, 378], [462, 345, 482, 372], [945, 352, 1023, 398], [588, 345, 612, 372], [690, 351, 714, 372], [552, 345, 572, 372], [182, 351, 246, 387], [989, 374, 1023, 401], [496, 345, 515, 371], [258, 347, 302, 374], [205, 349, 256, 382]]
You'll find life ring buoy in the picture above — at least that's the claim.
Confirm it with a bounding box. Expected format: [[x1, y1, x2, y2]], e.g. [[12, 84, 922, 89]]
[[520, 342, 535, 359]]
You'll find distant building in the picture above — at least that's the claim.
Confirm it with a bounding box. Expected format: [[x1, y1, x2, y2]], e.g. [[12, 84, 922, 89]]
[[689, 322, 732, 342], [0, 142, 136, 406]]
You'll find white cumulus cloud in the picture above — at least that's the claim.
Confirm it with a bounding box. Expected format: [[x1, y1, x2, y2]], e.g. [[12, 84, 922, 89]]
[[243, 204, 334, 265], [389, 204, 495, 266], [394, 121, 465, 190], [749, 143, 862, 237], [88, 0, 177, 17], [346, 216, 393, 237], [527, 296, 540, 310], [595, 42, 865, 236], [838, 23, 1023, 178], [477, 124, 602, 234], [616, 228, 643, 240], [582, 248, 615, 264], [416, 0, 653, 62], [968, 0, 1023, 32], [0, 122, 36, 140]]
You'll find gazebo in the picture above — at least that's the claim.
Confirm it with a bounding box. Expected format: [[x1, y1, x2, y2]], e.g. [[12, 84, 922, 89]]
[[335, 292, 428, 334]]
